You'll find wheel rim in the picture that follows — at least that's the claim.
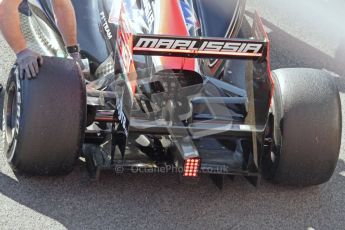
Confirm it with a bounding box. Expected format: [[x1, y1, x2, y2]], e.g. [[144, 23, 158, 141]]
[[5, 83, 18, 147]]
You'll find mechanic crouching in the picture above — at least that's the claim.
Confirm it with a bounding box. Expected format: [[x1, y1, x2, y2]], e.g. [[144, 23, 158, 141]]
[[0, 0, 84, 85]]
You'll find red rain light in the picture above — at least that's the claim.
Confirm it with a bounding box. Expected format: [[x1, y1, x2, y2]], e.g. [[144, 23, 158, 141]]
[[183, 158, 201, 177]]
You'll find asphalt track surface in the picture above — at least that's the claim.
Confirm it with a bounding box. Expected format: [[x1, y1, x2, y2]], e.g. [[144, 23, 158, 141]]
[[0, 0, 345, 229]]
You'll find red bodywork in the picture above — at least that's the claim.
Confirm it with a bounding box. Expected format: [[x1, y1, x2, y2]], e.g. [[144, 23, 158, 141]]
[[116, 0, 272, 103]]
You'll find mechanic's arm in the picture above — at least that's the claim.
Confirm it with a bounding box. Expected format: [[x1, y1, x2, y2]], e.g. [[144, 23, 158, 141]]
[[51, 0, 77, 46], [0, 0, 43, 79], [0, 0, 26, 52], [52, 0, 84, 69]]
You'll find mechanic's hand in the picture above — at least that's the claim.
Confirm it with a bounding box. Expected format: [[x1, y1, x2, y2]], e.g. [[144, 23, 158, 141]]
[[70, 52, 85, 70], [16, 49, 43, 80]]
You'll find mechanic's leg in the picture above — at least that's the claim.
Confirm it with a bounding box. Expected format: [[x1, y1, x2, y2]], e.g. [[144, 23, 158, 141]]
[[51, 0, 77, 46]]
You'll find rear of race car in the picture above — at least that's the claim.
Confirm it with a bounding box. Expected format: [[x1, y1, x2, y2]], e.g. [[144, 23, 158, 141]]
[[4, 0, 339, 187], [82, 6, 273, 188]]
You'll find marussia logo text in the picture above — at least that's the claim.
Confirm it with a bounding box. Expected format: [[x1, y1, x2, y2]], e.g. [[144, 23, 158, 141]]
[[134, 38, 263, 53]]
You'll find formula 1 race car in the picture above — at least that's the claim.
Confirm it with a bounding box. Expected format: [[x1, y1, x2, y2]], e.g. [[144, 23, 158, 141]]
[[3, 0, 341, 188]]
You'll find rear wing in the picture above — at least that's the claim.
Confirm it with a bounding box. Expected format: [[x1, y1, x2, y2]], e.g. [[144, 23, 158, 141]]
[[131, 12, 268, 60], [115, 9, 270, 91], [116, 7, 268, 74], [132, 34, 267, 59]]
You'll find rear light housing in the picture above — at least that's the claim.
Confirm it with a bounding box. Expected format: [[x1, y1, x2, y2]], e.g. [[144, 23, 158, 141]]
[[183, 158, 201, 177]]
